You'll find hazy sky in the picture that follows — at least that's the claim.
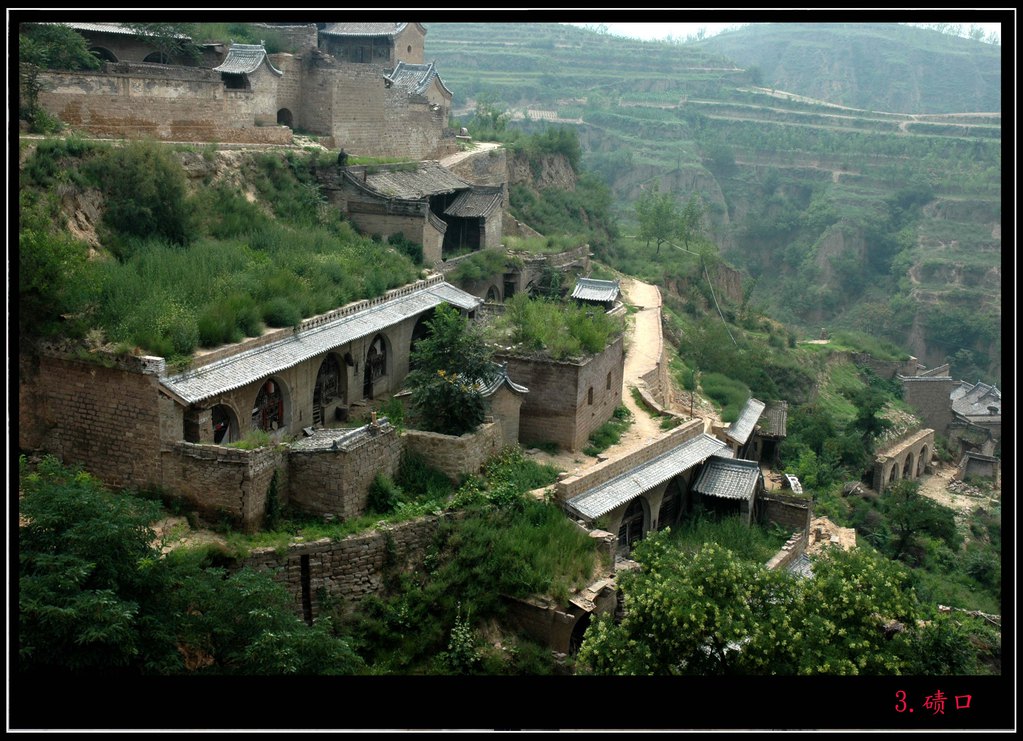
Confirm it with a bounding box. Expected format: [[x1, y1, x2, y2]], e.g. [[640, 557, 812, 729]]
[[566, 21, 1003, 44]]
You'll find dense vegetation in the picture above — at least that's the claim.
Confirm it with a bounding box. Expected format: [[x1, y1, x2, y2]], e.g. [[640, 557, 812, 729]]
[[488, 292, 625, 361], [18, 139, 419, 364]]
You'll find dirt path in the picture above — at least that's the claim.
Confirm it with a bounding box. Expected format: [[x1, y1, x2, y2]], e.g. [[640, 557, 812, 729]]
[[439, 141, 502, 170], [915, 463, 1000, 523]]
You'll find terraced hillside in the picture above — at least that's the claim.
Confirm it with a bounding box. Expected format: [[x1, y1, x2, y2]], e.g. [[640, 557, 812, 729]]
[[425, 21, 1002, 384]]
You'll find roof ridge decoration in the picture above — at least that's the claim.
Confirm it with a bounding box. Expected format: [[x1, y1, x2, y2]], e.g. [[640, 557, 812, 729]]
[[384, 60, 453, 98], [320, 22, 408, 37], [213, 42, 283, 77]]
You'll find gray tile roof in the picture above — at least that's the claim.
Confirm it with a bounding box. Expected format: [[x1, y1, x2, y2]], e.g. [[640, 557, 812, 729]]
[[951, 381, 1001, 416], [57, 22, 191, 39], [161, 281, 480, 405], [213, 43, 283, 76], [478, 362, 528, 397], [320, 22, 408, 37], [758, 400, 788, 438], [384, 61, 452, 97], [290, 419, 394, 452], [726, 397, 766, 445], [693, 456, 760, 500], [566, 433, 727, 520], [344, 161, 469, 200], [444, 186, 503, 218], [571, 278, 620, 304]]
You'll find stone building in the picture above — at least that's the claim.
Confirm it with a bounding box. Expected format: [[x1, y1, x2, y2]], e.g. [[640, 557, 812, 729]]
[[54, 21, 199, 65], [495, 334, 626, 453], [900, 364, 1001, 459], [570, 277, 620, 311], [323, 161, 504, 265], [871, 428, 935, 495], [19, 276, 485, 530]]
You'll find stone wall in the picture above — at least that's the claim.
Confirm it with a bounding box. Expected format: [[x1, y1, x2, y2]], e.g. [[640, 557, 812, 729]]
[[18, 351, 166, 491], [852, 353, 919, 380], [37, 65, 292, 144], [758, 492, 812, 533], [900, 375, 955, 434], [244, 512, 461, 618], [287, 426, 403, 519], [872, 428, 935, 494], [495, 335, 624, 452], [764, 529, 810, 572], [404, 421, 504, 481], [161, 443, 288, 532]]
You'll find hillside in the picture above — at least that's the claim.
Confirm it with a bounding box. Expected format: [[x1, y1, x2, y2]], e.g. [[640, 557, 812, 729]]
[[425, 21, 1003, 386]]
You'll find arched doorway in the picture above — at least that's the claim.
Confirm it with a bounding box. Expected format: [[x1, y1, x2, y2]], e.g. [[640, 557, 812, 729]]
[[89, 47, 117, 62], [363, 334, 388, 399], [252, 378, 285, 432], [409, 311, 435, 370], [568, 613, 592, 655], [485, 284, 500, 303], [211, 404, 238, 444], [902, 453, 914, 480], [143, 51, 170, 64], [314, 353, 345, 426], [658, 478, 687, 531], [617, 498, 647, 553], [917, 446, 929, 476], [888, 464, 898, 485], [277, 108, 294, 128]]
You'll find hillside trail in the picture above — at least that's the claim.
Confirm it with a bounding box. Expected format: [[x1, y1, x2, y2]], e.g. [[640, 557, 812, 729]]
[[527, 275, 706, 479]]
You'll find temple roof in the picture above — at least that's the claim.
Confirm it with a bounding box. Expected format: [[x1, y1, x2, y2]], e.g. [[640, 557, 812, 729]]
[[161, 281, 480, 405], [320, 22, 408, 37], [384, 61, 452, 97], [213, 43, 283, 76], [443, 186, 503, 218], [344, 161, 469, 200]]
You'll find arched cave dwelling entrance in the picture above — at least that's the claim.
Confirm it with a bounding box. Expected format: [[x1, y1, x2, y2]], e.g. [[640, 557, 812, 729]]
[[902, 453, 914, 480], [363, 334, 388, 400], [657, 478, 688, 531], [277, 108, 294, 128], [252, 378, 286, 432], [314, 353, 346, 426], [618, 498, 648, 554], [888, 464, 899, 485], [90, 47, 118, 62], [568, 613, 592, 655], [143, 51, 170, 64], [212, 404, 239, 444], [409, 310, 435, 370], [485, 284, 500, 303], [917, 446, 929, 476]]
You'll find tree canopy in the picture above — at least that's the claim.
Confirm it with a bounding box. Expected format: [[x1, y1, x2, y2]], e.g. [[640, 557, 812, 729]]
[[635, 186, 704, 254]]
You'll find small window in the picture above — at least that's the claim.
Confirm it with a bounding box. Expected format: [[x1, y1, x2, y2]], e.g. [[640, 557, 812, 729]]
[[407, 44, 412, 54], [588, 387, 594, 405], [606, 372, 612, 390]]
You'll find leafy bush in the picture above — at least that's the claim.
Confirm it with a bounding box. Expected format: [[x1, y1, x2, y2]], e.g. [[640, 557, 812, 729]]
[[368, 474, 403, 515], [495, 293, 623, 361], [700, 372, 751, 423], [583, 405, 632, 456]]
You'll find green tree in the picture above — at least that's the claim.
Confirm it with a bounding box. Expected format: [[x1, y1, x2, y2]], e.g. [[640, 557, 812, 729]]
[[635, 185, 681, 254], [124, 22, 201, 64], [405, 305, 497, 436], [18, 22, 100, 130], [881, 479, 960, 561]]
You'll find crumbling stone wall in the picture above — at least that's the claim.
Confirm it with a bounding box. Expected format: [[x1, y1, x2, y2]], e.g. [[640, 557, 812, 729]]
[[161, 443, 288, 532], [852, 353, 919, 380], [758, 492, 812, 533], [287, 427, 403, 518], [244, 512, 462, 618], [495, 335, 624, 452]]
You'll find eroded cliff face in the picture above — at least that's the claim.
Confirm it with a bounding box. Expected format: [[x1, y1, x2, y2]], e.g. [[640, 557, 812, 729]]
[[506, 151, 577, 191]]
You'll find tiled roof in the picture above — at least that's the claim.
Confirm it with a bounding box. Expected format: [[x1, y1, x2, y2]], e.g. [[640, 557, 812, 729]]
[[57, 22, 191, 39], [951, 381, 1001, 416], [344, 161, 469, 200], [213, 43, 283, 76], [478, 362, 528, 397], [758, 400, 788, 438], [571, 278, 620, 304], [444, 186, 503, 218], [290, 419, 394, 452], [161, 281, 480, 405], [693, 456, 760, 500], [565, 433, 727, 520], [320, 22, 407, 37], [726, 397, 766, 445], [384, 61, 452, 97]]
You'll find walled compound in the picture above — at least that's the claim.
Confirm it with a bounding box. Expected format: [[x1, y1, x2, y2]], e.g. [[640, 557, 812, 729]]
[[34, 22, 455, 160]]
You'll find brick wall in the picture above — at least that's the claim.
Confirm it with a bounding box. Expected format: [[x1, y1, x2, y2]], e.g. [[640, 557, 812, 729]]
[[758, 493, 812, 533], [161, 443, 288, 532], [495, 334, 624, 452], [900, 376, 955, 434], [37, 66, 292, 144], [287, 426, 403, 518], [243, 512, 462, 617], [19, 351, 166, 491], [404, 422, 504, 481]]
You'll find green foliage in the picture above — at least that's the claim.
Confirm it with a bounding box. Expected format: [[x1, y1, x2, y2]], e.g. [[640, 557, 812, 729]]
[[508, 173, 618, 252], [86, 141, 198, 250], [583, 405, 632, 457], [18, 22, 100, 129], [387, 232, 424, 265], [448, 249, 514, 283], [368, 474, 403, 515], [881, 480, 961, 562], [406, 305, 497, 436], [699, 373, 750, 423], [578, 534, 947, 676], [496, 293, 623, 361]]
